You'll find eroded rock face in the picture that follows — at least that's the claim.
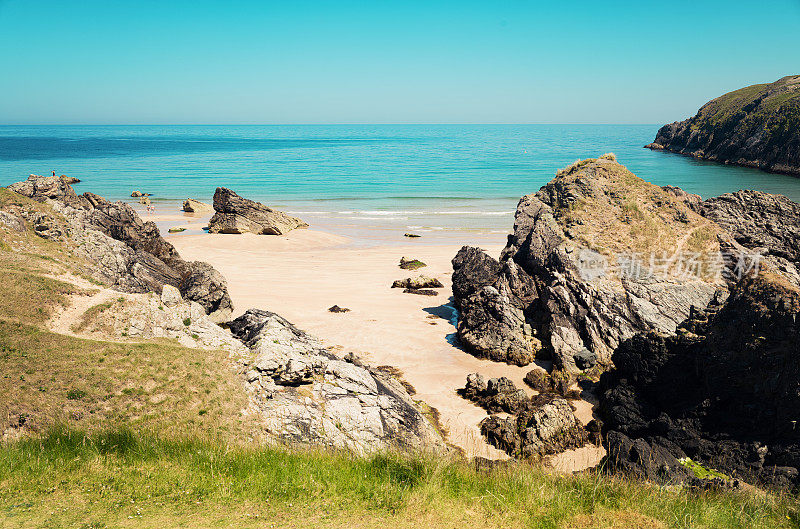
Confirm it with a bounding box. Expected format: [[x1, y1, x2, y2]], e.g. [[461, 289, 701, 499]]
[[7, 175, 233, 320], [208, 187, 307, 235], [646, 75, 800, 176], [599, 267, 800, 489], [452, 157, 725, 370], [697, 190, 800, 266], [230, 309, 446, 454]]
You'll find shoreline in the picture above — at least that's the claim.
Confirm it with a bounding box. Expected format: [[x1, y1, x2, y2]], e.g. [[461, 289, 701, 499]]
[[154, 205, 604, 467]]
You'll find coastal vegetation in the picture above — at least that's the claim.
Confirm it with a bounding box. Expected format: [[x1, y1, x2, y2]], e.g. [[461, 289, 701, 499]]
[[1, 428, 798, 528], [647, 75, 800, 175]]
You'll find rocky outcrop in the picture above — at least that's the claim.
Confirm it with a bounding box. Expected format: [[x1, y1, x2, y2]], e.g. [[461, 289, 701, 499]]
[[460, 373, 588, 459], [8, 175, 78, 202], [208, 188, 307, 235], [646, 75, 800, 175], [599, 265, 800, 489], [230, 309, 446, 454], [452, 156, 725, 370], [696, 190, 800, 267], [182, 198, 212, 213], [7, 175, 233, 321]]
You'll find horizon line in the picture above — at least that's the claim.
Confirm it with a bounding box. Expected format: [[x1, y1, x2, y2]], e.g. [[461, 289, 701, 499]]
[[0, 122, 663, 127]]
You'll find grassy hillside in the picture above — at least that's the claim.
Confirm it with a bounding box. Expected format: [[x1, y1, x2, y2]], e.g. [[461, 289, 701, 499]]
[[1, 190, 798, 528]]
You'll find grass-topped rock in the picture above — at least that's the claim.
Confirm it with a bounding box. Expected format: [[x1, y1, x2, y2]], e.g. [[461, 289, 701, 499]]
[[452, 155, 725, 370], [647, 75, 800, 175]]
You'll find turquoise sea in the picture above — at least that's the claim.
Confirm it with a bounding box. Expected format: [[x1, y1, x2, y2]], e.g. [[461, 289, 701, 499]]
[[2, 125, 799, 239]]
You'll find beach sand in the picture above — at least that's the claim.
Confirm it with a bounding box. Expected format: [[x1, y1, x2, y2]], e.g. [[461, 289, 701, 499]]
[[155, 208, 604, 467]]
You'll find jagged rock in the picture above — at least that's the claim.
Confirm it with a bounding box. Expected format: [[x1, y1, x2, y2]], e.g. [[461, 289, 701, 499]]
[[523, 368, 580, 399], [8, 175, 78, 202], [599, 266, 800, 489], [646, 75, 800, 175], [160, 284, 183, 308], [480, 397, 588, 459], [229, 309, 446, 454], [452, 157, 725, 370], [178, 262, 233, 323], [460, 373, 529, 414], [208, 187, 307, 235], [62, 176, 80, 184], [697, 190, 800, 266], [399, 257, 426, 270], [7, 176, 233, 320], [131, 191, 143, 197], [391, 276, 443, 289], [182, 198, 212, 213], [328, 305, 350, 313]]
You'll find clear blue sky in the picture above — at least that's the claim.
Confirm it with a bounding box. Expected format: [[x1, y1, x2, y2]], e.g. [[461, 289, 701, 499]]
[[1, 0, 798, 124]]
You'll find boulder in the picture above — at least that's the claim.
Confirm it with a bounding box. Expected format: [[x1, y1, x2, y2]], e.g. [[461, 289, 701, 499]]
[[228, 309, 447, 454], [62, 176, 80, 184], [480, 397, 588, 459], [182, 198, 213, 214], [178, 262, 233, 323], [208, 187, 307, 235]]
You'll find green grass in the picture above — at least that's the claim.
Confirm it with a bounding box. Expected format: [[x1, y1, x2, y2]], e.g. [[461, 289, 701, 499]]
[[0, 428, 797, 529]]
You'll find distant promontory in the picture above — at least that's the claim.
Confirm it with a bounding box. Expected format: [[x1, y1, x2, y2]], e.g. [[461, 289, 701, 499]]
[[646, 75, 800, 176]]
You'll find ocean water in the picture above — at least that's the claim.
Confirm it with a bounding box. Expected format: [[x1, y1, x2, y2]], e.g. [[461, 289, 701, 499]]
[[2, 125, 800, 240]]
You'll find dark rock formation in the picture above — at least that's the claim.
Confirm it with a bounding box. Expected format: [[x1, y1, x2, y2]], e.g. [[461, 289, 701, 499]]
[[451, 246, 537, 366], [481, 397, 587, 459], [460, 373, 529, 414], [646, 75, 800, 175], [402, 288, 438, 296], [459, 373, 588, 459], [208, 187, 307, 235], [599, 267, 800, 488], [452, 156, 724, 370], [328, 305, 350, 313]]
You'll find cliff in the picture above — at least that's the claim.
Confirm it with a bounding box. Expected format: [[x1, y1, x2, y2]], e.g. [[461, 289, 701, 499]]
[[646, 75, 800, 175]]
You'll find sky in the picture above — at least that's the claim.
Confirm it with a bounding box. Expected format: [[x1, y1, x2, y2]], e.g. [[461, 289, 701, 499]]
[[0, 0, 799, 125]]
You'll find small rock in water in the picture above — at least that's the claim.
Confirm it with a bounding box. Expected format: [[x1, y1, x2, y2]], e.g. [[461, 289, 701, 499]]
[[403, 288, 438, 296], [328, 305, 351, 313], [399, 257, 427, 270], [62, 176, 80, 184], [131, 190, 142, 197], [168, 227, 186, 233], [404, 233, 421, 238]]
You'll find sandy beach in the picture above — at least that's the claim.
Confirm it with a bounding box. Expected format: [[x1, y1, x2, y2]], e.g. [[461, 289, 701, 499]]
[[152, 207, 603, 466]]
